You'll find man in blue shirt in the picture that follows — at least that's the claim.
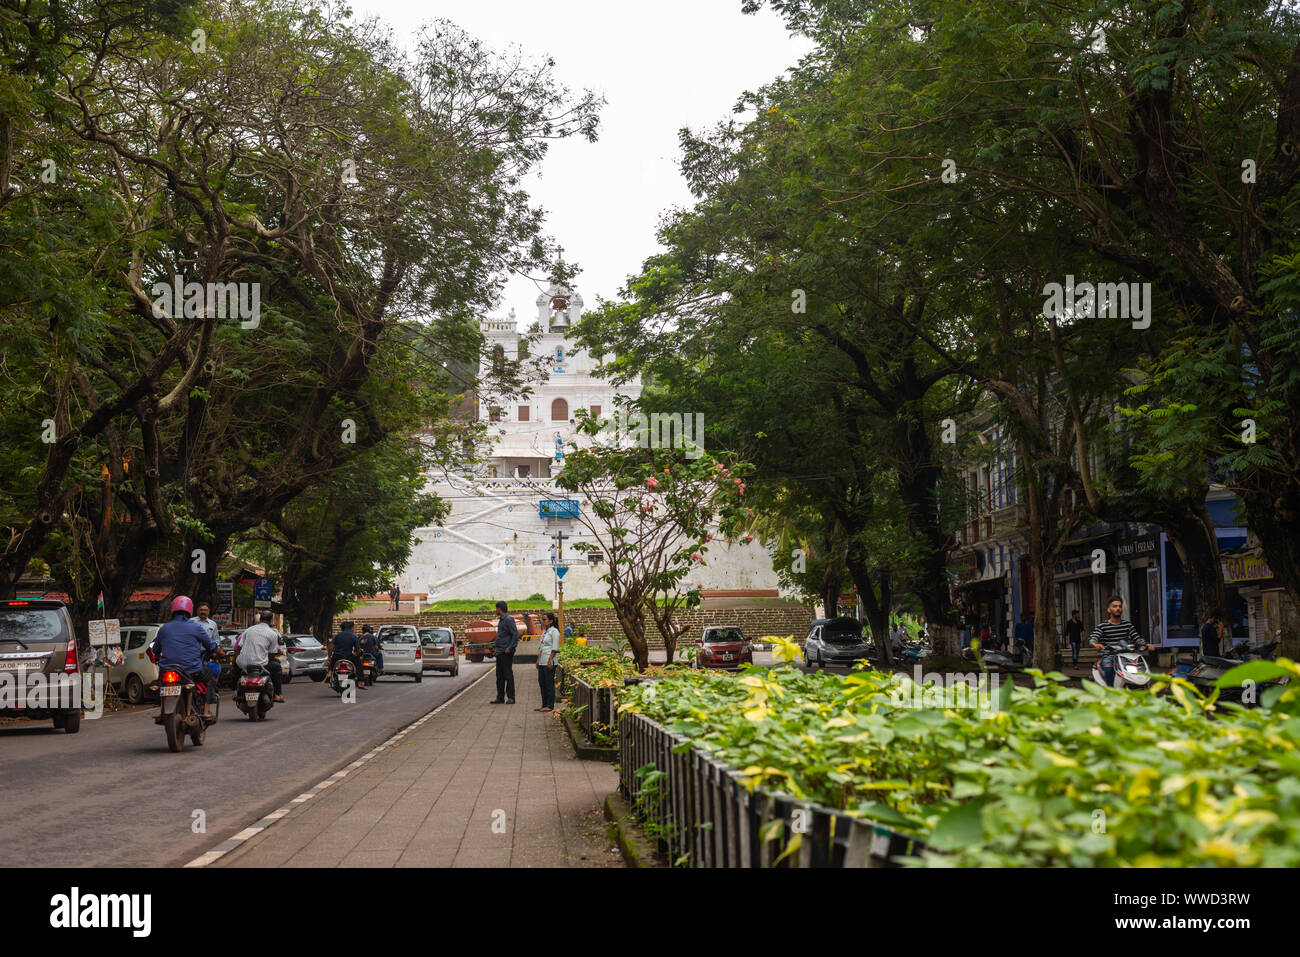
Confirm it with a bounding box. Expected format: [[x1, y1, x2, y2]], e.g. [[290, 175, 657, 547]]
[[330, 622, 365, 690], [490, 601, 519, 704], [1014, 612, 1035, 654], [150, 596, 219, 719]]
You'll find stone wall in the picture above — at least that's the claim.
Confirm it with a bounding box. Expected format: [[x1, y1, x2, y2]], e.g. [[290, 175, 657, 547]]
[[330, 605, 816, 648]]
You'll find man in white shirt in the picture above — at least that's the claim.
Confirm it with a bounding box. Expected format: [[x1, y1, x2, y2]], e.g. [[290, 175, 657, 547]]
[[234, 611, 285, 702]]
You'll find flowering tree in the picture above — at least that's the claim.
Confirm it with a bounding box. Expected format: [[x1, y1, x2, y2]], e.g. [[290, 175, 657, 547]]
[[555, 415, 751, 670]]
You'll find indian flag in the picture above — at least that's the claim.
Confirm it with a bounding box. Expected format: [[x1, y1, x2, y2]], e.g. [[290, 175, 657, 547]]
[[96, 593, 104, 614]]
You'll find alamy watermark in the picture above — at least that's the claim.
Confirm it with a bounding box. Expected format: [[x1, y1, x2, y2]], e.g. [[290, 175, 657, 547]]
[[600, 410, 705, 459], [1042, 275, 1151, 329], [151, 277, 261, 329], [0, 670, 104, 717], [889, 665, 1001, 713]]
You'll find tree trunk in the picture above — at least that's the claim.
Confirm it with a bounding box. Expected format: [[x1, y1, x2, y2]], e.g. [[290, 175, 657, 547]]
[[1158, 498, 1227, 635], [167, 530, 231, 609], [847, 544, 893, 669], [613, 598, 649, 671]]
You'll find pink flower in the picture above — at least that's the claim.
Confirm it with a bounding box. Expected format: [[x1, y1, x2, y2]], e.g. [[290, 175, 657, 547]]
[[738, 483, 746, 496], [690, 552, 703, 562], [663, 467, 671, 474], [705, 532, 714, 543], [744, 535, 753, 544], [646, 476, 659, 490]]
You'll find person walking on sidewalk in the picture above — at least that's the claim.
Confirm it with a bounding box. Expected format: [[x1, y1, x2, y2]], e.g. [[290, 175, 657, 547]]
[[490, 601, 519, 704], [1065, 610, 1084, 666], [536, 612, 561, 712]]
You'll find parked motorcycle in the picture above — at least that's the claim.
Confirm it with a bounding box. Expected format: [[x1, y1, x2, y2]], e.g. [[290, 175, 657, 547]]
[[329, 658, 358, 696], [235, 663, 275, 721], [963, 638, 1031, 670], [153, 662, 219, 751], [1169, 633, 1287, 702], [1091, 638, 1152, 689]]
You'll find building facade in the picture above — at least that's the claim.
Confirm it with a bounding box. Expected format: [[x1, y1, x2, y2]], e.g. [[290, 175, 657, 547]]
[[400, 277, 783, 603]]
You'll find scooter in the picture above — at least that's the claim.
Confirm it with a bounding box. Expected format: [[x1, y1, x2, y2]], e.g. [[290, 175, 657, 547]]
[[1169, 634, 1286, 701], [360, 652, 379, 687], [235, 663, 275, 721], [1091, 638, 1152, 689], [963, 638, 1031, 670], [329, 657, 358, 696]]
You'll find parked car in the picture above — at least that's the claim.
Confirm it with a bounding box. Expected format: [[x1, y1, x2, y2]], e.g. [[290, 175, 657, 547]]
[[0, 599, 84, 732], [695, 626, 753, 670], [282, 633, 328, 682], [803, 617, 872, 669], [420, 627, 460, 676], [109, 624, 162, 704], [377, 624, 423, 681]]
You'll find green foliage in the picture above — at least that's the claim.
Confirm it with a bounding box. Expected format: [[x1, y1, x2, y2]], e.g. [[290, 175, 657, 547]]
[[622, 661, 1300, 866]]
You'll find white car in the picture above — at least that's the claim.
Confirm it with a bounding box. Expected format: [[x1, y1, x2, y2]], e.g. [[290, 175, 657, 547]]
[[377, 624, 423, 682], [109, 625, 161, 704]]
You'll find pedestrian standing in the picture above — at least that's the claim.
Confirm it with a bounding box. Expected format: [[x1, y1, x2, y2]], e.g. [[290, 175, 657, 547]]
[[536, 612, 560, 712], [1200, 609, 1223, 657], [1065, 609, 1084, 666], [490, 601, 519, 704], [389, 583, 400, 610]]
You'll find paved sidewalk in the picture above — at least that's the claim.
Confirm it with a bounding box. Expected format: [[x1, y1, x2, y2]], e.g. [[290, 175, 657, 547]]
[[213, 670, 622, 868]]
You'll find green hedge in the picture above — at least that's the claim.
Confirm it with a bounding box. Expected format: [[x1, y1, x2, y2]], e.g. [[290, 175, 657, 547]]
[[619, 661, 1300, 866]]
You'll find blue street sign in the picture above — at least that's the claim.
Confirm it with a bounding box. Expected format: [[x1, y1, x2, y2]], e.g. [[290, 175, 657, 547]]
[[555, 566, 568, 579], [254, 579, 272, 600]]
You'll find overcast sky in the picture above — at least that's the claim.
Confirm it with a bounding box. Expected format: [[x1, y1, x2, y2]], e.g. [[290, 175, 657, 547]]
[[348, 0, 810, 319]]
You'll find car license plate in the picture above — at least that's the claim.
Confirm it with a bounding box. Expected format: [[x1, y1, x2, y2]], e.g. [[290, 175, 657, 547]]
[[720, 654, 733, 660], [0, 659, 37, 671], [245, 693, 261, 703], [160, 685, 181, 697]]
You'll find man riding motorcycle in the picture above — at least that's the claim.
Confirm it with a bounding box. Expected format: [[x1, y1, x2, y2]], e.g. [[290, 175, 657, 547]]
[[359, 625, 381, 684], [1089, 596, 1155, 686], [232, 611, 286, 703], [150, 596, 220, 719], [329, 621, 365, 690]]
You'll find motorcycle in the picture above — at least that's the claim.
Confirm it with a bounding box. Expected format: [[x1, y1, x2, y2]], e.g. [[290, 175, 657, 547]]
[[328, 657, 358, 696], [360, 652, 378, 687], [151, 656, 219, 752], [235, 662, 275, 721], [1091, 638, 1152, 689], [1169, 633, 1287, 702], [963, 638, 1031, 670]]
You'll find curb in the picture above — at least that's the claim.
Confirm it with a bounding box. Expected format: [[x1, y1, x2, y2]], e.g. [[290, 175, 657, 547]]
[[561, 709, 618, 762], [603, 791, 663, 868], [184, 668, 495, 867]]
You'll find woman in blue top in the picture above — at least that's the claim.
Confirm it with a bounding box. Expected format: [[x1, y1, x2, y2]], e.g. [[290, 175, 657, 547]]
[[536, 612, 561, 712]]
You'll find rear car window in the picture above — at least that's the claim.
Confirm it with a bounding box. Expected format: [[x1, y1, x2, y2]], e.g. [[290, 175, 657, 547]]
[[378, 627, 417, 643], [286, 635, 321, 648], [421, 629, 454, 644], [0, 607, 70, 643]]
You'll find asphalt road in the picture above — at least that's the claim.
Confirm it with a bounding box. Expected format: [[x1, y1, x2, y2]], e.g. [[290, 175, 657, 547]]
[[0, 662, 491, 867]]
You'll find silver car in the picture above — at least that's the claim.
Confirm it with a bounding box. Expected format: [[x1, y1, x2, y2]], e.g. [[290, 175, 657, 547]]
[[419, 627, 460, 676], [803, 617, 872, 669], [377, 624, 423, 682], [282, 633, 328, 682], [109, 624, 161, 704]]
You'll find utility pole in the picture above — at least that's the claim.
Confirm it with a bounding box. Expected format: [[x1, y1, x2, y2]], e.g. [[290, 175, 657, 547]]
[[552, 529, 568, 637]]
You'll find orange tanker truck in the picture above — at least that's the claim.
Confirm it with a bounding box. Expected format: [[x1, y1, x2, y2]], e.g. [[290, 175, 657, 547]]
[[461, 612, 544, 662]]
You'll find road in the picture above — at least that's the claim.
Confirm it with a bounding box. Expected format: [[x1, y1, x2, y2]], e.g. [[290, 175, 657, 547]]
[[0, 662, 491, 867]]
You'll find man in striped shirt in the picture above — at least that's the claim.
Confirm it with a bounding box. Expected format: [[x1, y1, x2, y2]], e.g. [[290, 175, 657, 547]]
[[1090, 596, 1154, 685]]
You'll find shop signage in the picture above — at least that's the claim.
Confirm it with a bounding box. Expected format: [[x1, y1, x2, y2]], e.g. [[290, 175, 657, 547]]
[[1116, 534, 1160, 560], [1223, 554, 1273, 584]]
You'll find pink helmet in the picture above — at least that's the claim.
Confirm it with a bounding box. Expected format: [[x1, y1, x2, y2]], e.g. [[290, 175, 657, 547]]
[[170, 595, 194, 617]]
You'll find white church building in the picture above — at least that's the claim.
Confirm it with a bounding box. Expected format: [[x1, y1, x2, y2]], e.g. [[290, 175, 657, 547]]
[[400, 275, 782, 602]]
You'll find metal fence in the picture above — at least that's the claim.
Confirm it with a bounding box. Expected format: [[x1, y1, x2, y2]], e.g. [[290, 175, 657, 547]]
[[618, 710, 924, 867], [566, 670, 616, 742]]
